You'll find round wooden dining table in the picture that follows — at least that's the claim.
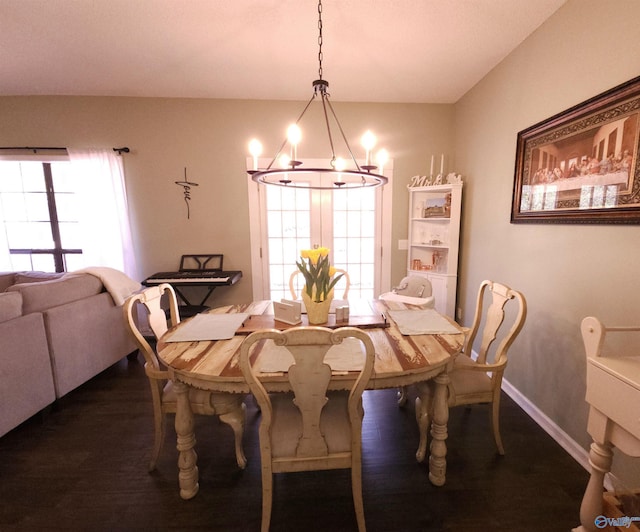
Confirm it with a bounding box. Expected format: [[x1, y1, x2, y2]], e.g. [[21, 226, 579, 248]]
[[157, 298, 465, 499]]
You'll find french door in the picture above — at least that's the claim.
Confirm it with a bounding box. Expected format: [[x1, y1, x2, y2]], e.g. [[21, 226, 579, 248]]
[[247, 159, 392, 301]]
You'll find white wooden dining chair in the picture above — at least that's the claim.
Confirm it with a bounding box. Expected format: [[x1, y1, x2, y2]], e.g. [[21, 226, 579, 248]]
[[288, 268, 351, 300], [239, 326, 375, 532], [123, 283, 247, 472], [414, 280, 527, 459]]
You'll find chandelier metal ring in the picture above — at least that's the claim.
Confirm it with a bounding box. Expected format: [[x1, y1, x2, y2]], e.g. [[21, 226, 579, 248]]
[[248, 168, 387, 189]]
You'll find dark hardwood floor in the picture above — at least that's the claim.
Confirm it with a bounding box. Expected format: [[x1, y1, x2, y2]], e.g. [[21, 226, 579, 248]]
[[0, 353, 589, 531]]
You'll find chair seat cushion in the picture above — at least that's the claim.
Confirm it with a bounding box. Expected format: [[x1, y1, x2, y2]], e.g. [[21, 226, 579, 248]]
[[450, 356, 493, 396], [270, 391, 353, 458]]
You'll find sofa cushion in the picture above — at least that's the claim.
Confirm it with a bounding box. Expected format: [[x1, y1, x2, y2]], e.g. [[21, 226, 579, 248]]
[[8, 274, 104, 315], [0, 291, 23, 323]]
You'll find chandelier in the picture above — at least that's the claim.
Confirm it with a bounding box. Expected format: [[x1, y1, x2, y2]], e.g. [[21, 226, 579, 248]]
[[247, 0, 388, 189]]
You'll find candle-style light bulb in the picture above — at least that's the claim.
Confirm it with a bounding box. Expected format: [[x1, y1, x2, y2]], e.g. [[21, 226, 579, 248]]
[[248, 139, 262, 170], [376, 149, 389, 175], [287, 124, 302, 161], [279, 153, 291, 168], [361, 130, 377, 166]]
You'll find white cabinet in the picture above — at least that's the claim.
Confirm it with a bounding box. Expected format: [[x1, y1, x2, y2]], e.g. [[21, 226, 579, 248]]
[[574, 317, 640, 531], [406, 182, 462, 318]]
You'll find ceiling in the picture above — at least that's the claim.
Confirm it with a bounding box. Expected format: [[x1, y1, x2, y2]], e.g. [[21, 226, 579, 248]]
[[0, 0, 567, 104]]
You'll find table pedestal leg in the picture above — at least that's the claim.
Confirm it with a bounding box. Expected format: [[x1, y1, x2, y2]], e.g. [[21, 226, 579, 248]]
[[573, 440, 613, 532], [429, 371, 449, 486], [414, 381, 434, 463], [174, 381, 199, 500]]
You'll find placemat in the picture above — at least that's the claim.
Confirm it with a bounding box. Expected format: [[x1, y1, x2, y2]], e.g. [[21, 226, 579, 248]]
[[257, 338, 365, 373], [164, 313, 249, 342], [387, 308, 461, 335]]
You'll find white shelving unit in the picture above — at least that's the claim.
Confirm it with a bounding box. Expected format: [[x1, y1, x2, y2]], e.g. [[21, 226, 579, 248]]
[[406, 182, 462, 318]]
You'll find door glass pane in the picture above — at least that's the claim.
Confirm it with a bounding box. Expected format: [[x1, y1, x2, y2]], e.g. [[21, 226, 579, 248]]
[[332, 187, 375, 299], [333, 210, 347, 237], [265, 183, 311, 301]]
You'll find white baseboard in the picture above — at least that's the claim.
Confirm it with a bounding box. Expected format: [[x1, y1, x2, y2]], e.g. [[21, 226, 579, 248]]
[[501, 378, 591, 471], [502, 379, 620, 491], [462, 340, 623, 491]]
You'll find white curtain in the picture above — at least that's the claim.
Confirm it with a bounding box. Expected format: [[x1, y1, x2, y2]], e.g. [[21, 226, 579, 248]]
[[68, 149, 139, 279], [0, 189, 11, 270]]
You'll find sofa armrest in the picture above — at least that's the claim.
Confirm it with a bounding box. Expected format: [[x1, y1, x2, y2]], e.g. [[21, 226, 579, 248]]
[[0, 291, 23, 323], [0, 272, 17, 292], [44, 292, 136, 397], [0, 312, 56, 437]]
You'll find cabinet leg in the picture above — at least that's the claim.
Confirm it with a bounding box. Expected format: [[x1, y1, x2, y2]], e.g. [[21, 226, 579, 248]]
[[575, 440, 613, 532]]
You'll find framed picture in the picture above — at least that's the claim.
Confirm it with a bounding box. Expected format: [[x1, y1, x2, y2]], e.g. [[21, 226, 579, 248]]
[[511, 75, 640, 224]]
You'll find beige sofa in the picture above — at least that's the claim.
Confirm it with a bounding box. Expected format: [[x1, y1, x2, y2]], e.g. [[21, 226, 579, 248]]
[[0, 271, 137, 437]]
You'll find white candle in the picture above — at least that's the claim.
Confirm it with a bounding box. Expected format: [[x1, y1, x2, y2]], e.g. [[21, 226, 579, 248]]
[[430, 155, 434, 176], [361, 130, 376, 166], [376, 149, 389, 175], [248, 139, 262, 171], [440, 154, 444, 174], [287, 124, 301, 162]]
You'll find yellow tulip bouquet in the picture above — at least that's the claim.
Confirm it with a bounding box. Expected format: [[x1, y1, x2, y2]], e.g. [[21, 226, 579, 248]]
[[296, 247, 344, 303]]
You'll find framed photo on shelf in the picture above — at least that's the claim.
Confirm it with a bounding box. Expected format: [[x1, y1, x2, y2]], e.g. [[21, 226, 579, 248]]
[[511, 75, 640, 224]]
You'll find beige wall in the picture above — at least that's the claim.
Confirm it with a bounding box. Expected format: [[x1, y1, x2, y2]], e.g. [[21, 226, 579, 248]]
[[454, 0, 640, 486], [2, 0, 638, 487], [0, 97, 453, 305]]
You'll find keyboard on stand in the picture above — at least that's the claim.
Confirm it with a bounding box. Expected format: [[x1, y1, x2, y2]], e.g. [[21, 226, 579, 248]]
[[143, 269, 242, 317]]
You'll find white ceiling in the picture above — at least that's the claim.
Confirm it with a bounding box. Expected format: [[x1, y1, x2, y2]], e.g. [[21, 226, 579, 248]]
[[0, 0, 567, 104]]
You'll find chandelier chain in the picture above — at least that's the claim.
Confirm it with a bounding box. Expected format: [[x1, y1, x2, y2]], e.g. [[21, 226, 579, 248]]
[[317, 0, 323, 80]]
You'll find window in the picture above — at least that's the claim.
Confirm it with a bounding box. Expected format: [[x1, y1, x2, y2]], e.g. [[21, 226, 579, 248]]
[[0, 149, 138, 278], [247, 158, 393, 301], [0, 159, 84, 272]]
